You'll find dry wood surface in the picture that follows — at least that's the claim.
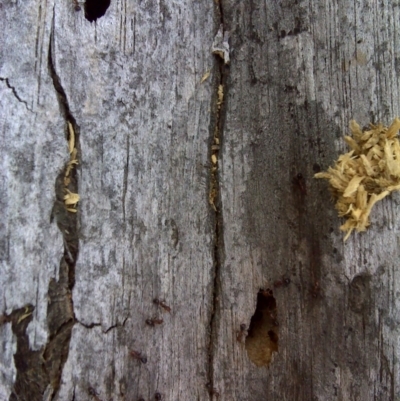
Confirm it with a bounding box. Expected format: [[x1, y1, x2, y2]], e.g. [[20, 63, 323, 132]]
[[1, 1, 400, 400]]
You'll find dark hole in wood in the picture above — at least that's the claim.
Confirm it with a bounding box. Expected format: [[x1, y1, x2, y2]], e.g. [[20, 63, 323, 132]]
[[313, 163, 321, 172], [245, 289, 279, 367], [84, 0, 111, 22]]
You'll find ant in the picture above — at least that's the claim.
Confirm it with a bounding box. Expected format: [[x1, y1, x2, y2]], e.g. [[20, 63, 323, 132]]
[[273, 277, 291, 288], [155, 393, 163, 400], [236, 323, 247, 342], [88, 387, 103, 401], [153, 299, 171, 313], [129, 350, 147, 364], [310, 280, 320, 298], [206, 382, 220, 398], [268, 311, 279, 327], [293, 173, 307, 195], [72, 0, 84, 11], [260, 288, 273, 298], [146, 317, 163, 326]]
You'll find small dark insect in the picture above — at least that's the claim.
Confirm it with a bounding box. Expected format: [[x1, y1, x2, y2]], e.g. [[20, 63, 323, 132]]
[[88, 387, 103, 401], [274, 277, 291, 288], [129, 350, 147, 364], [260, 288, 273, 298], [72, 0, 85, 11], [146, 317, 164, 326], [154, 393, 163, 400], [268, 311, 279, 327], [88, 387, 97, 396], [206, 382, 220, 398], [236, 323, 247, 342], [153, 298, 171, 313], [294, 173, 307, 194], [310, 280, 320, 298], [72, 0, 82, 11]]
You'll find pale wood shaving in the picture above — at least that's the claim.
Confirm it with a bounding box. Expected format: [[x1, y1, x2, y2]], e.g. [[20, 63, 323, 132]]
[[315, 118, 400, 240], [64, 189, 80, 207], [200, 70, 210, 83], [67, 121, 75, 154], [64, 123, 79, 212]]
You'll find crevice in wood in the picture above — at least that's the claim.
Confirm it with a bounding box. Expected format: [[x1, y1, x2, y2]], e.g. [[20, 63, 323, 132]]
[[75, 316, 129, 333], [42, 16, 81, 401], [0, 77, 33, 112], [122, 136, 130, 222], [207, 1, 228, 399], [6, 305, 50, 401], [76, 320, 101, 329], [104, 316, 129, 333], [8, 17, 83, 400]]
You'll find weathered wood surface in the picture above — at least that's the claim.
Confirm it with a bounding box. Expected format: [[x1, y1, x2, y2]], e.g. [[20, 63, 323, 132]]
[[1, 0, 400, 400], [214, 1, 400, 400]]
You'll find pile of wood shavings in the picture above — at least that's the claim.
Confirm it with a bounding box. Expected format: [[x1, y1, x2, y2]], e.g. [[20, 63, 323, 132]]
[[315, 118, 400, 240]]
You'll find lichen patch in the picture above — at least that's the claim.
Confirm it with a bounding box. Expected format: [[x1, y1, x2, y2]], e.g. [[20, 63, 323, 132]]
[[315, 118, 400, 240]]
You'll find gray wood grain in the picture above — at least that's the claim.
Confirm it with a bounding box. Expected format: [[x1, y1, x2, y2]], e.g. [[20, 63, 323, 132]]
[[214, 0, 400, 400], [2, 0, 400, 400], [2, 0, 216, 400], [53, 0, 217, 400]]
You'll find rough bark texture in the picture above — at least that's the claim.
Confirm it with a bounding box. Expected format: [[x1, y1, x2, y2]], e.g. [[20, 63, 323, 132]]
[[1, 0, 400, 400]]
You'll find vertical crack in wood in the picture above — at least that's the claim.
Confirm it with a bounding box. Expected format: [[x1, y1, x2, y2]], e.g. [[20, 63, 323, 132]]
[[45, 15, 79, 400], [207, 2, 227, 399], [122, 135, 130, 222], [8, 14, 81, 401]]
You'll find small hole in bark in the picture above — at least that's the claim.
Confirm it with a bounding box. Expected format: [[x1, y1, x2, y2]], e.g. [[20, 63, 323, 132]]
[[84, 0, 110, 22], [313, 163, 321, 173], [245, 289, 279, 367]]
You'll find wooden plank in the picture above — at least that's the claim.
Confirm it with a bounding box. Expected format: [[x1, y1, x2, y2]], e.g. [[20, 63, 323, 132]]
[[3, 0, 400, 400], [0, 1, 68, 399], [53, 0, 217, 399], [214, 0, 400, 400], [1, 0, 217, 400]]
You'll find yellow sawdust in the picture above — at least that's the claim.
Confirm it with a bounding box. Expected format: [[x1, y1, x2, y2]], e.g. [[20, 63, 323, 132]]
[[315, 118, 400, 240], [64, 122, 79, 212]]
